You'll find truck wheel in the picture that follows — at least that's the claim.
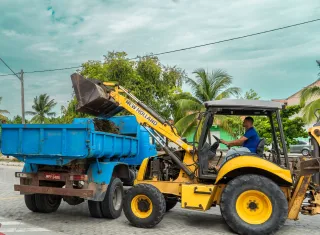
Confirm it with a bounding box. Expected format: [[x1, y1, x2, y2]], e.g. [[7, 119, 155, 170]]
[[101, 177, 123, 219], [123, 184, 166, 228], [122, 169, 136, 186], [24, 194, 38, 212], [88, 200, 104, 218], [220, 174, 288, 235], [35, 194, 62, 213]]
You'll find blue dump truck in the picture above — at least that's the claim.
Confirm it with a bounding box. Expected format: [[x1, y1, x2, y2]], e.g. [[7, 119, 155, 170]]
[[0, 115, 156, 219]]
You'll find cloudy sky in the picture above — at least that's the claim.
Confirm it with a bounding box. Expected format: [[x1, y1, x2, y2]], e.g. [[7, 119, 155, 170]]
[[0, 0, 320, 118]]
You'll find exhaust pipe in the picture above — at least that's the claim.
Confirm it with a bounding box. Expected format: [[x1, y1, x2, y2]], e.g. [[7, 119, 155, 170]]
[[71, 73, 123, 117]]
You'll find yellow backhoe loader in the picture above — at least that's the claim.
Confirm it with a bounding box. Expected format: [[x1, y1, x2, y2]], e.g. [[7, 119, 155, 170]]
[[71, 73, 320, 235]]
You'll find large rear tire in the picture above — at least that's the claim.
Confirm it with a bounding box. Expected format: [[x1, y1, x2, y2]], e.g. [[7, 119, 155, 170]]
[[35, 194, 62, 213], [101, 177, 123, 219], [88, 177, 123, 219], [123, 184, 166, 228], [220, 174, 288, 235], [88, 200, 104, 218], [24, 194, 38, 212]]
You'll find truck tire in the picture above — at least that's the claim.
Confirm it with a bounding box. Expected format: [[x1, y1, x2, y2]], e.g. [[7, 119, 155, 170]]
[[122, 169, 136, 186], [123, 184, 166, 228], [24, 194, 38, 212], [88, 200, 104, 218], [35, 194, 62, 213], [101, 177, 123, 219], [88, 178, 124, 219], [220, 174, 288, 235]]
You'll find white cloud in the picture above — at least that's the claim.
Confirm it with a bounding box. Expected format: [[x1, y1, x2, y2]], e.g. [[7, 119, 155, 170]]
[[2, 30, 18, 37]]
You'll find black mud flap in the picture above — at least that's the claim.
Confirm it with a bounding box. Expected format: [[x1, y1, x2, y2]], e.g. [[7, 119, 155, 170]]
[[71, 73, 123, 117]]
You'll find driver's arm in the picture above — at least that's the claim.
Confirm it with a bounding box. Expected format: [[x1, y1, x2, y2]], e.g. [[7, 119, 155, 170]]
[[221, 136, 248, 147]]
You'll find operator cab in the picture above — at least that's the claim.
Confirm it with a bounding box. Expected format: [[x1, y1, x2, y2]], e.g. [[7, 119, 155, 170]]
[[194, 99, 288, 180]]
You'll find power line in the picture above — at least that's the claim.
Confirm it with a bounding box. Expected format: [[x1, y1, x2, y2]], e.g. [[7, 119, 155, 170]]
[[0, 65, 81, 77], [1, 18, 320, 77], [0, 58, 22, 79], [129, 18, 320, 59], [24, 65, 82, 74]]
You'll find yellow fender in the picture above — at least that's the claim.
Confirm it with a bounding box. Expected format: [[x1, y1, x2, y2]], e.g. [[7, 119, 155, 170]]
[[215, 156, 293, 185], [136, 158, 149, 181]]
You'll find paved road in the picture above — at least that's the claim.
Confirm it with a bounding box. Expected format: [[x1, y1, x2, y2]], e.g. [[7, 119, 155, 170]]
[[0, 165, 319, 235]]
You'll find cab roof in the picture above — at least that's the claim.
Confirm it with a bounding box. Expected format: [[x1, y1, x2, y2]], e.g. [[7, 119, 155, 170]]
[[204, 99, 284, 116]]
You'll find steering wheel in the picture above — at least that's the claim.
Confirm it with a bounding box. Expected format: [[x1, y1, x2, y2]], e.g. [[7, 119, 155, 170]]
[[212, 134, 230, 149], [212, 135, 221, 143], [209, 135, 220, 154]]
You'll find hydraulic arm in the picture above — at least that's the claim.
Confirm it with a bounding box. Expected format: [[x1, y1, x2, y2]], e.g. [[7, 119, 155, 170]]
[[71, 73, 195, 178]]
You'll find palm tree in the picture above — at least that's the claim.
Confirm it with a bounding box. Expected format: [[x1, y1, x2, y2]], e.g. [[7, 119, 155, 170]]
[[0, 97, 9, 115], [299, 61, 320, 123], [175, 68, 241, 136], [300, 83, 320, 123], [26, 94, 57, 123]]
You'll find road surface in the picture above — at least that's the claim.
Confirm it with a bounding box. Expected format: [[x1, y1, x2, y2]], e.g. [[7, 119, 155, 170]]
[[0, 165, 319, 235]]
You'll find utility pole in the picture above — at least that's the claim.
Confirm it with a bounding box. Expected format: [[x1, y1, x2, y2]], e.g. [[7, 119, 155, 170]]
[[20, 69, 25, 124], [0, 58, 26, 124]]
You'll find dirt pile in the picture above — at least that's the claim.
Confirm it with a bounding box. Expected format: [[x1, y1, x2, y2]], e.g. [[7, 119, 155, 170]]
[[93, 119, 120, 134]]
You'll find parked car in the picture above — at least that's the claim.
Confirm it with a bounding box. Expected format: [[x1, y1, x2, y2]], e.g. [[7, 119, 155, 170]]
[[289, 140, 311, 156], [265, 143, 284, 155]]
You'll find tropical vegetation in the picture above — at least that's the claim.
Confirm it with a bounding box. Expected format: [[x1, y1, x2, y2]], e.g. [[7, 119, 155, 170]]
[[26, 94, 57, 124], [300, 61, 320, 123], [1, 51, 311, 146], [174, 68, 240, 136]]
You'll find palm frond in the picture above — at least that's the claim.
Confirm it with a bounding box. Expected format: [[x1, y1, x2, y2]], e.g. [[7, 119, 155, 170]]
[[210, 70, 233, 99], [0, 109, 10, 114], [47, 112, 56, 117], [181, 119, 198, 138], [191, 69, 211, 101], [301, 99, 320, 123], [300, 86, 320, 107], [175, 112, 199, 136], [215, 87, 241, 100], [174, 99, 202, 122], [26, 111, 37, 115], [185, 77, 200, 91]]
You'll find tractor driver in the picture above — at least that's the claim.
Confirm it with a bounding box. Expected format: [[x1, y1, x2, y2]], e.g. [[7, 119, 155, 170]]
[[217, 116, 260, 168]]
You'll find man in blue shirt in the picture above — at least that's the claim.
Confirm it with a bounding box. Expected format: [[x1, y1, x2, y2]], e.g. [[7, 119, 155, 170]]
[[218, 116, 260, 166]]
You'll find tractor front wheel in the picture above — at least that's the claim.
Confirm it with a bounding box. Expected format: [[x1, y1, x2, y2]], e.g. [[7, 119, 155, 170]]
[[220, 174, 288, 235], [123, 184, 166, 228]]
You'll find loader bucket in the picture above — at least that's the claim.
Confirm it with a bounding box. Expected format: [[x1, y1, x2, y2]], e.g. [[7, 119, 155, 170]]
[[71, 73, 123, 117]]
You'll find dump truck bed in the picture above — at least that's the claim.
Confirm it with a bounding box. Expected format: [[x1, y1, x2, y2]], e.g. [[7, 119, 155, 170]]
[[0, 117, 139, 166]]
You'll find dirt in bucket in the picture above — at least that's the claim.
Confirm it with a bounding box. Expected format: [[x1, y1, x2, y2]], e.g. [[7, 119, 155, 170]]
[[93, 118, 120, 134]]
